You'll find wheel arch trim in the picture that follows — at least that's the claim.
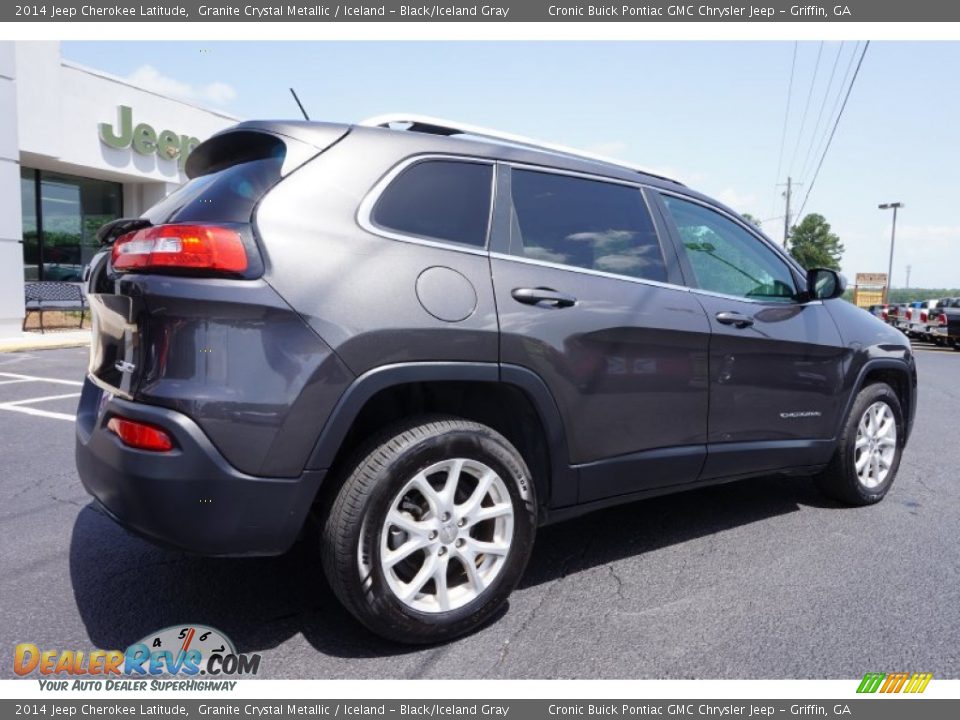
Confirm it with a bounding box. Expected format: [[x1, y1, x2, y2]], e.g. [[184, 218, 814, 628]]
[[305, 361, 578, 509], [838, 357, 916, 442]]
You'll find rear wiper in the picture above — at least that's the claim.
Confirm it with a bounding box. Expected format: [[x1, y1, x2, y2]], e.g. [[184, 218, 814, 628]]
[[96, 217, 152, 246]]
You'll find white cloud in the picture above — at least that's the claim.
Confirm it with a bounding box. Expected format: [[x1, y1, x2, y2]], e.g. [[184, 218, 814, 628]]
[[714, 187, 759, 214], [125, 65, 236, 107]]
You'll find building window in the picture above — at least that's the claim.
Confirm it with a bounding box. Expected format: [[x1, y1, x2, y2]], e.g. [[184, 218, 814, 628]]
[[20, 168, 123, 282]]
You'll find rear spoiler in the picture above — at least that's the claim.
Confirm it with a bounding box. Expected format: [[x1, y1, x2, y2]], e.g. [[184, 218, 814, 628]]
[[185, 121, 350, 179], [96, 217, 151, 246], [96, 122, 351, 244]]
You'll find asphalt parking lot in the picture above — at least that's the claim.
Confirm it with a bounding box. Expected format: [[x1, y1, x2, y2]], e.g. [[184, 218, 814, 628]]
[[1, 344, 958, 679]]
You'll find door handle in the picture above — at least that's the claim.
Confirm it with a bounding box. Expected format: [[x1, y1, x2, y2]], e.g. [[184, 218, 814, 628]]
[[512, 287, 577, 308], [716, 311, 754, 328]]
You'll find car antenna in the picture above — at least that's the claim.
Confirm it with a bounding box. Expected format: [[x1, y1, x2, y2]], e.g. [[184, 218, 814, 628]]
[[289, 88, 310, 120]]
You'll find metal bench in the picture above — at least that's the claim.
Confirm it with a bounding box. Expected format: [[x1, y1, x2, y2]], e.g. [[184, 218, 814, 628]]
[[23, 282, 87, 333]]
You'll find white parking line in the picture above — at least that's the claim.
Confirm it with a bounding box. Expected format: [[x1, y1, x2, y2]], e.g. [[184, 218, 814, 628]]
[[0, 372, 83, 387], [0, 392, 82, 422], [0, 404, 77, 421]]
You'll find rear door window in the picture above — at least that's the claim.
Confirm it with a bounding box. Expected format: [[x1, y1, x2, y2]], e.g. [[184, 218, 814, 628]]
[[371, 160, 493, 248], [509, 169, 668, 283]]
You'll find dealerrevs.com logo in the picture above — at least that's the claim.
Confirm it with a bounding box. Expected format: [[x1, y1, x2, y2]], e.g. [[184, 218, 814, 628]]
[[14, 625, 260, 691]]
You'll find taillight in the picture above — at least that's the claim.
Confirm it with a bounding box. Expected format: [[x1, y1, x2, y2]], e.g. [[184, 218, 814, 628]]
[[938, 313, 947, 326], [906, 309, 913, 320], [107, 416, 174, 452], [920, 311, 928, 323], [111, 224, 247, 274]]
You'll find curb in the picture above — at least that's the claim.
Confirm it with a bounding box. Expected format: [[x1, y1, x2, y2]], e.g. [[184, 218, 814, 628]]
[[0, 336, 91, 353]]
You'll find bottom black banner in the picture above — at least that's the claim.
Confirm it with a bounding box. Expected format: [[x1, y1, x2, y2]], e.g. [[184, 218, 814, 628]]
[[2, 700, 957, 720]]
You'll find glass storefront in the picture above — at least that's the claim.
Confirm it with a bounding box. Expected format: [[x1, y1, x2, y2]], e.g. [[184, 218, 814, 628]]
[[20, 168, 123, 282]]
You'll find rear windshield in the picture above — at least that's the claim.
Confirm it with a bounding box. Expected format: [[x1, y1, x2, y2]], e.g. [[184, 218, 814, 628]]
[[144, 156, 283, 225]]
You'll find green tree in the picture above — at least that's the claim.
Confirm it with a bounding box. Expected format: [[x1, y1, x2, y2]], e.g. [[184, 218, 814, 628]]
[[788, 213, 844, 270], [741, 213, 762, 228]]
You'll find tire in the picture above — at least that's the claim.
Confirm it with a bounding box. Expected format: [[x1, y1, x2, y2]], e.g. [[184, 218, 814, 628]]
[[321, 416, 537, 644], [814, 382, 904, 506]]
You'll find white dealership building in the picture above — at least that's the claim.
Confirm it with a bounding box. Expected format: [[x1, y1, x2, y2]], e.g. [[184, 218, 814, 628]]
[[0, 42, 238, 337]]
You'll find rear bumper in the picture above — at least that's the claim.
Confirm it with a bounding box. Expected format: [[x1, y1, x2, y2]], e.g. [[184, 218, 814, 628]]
[[75, 377, 325, 556]]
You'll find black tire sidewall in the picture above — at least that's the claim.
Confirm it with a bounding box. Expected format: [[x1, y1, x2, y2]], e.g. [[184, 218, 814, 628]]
[[341, 424, 536, 643]]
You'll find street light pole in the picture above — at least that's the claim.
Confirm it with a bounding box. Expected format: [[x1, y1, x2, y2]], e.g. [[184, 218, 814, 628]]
[[879, 202, 904, 303]]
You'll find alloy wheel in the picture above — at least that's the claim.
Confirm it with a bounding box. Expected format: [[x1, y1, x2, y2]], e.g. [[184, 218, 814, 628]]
[[376, 458, 514, 613], [854, 401, 898, 489]]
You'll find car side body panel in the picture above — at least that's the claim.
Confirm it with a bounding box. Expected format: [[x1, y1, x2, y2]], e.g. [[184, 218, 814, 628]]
[[823, 297, 918, 440], [254, 131, 500, 377]]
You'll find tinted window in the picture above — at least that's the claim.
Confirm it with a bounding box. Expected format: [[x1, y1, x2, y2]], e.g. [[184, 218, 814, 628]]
[[510, 169, 667, 282], [372, 160, 492, 247], [145, 157, 283, 225], [662, 195, 797, 302]]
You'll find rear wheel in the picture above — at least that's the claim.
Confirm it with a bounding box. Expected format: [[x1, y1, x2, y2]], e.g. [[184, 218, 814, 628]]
[[321, 417, 537, 644], [815, 382, 904, 505]]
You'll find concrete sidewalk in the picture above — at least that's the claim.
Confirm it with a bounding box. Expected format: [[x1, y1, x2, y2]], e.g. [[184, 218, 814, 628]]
[[0, 329, 91, 352]]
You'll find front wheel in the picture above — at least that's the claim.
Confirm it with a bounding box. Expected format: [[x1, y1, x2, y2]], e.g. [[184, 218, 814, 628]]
[[321, 417, 537, 644], [815, 382, 904, 506]]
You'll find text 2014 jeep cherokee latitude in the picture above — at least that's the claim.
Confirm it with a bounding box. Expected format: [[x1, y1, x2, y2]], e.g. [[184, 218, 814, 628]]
[[76, 115, 917, 643]]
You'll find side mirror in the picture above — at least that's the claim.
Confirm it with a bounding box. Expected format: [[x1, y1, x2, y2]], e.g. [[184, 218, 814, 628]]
[[806, 268, 847, 301]]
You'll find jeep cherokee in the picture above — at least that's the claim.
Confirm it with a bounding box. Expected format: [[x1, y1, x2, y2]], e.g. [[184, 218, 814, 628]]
[[76, 115, 917, 643]]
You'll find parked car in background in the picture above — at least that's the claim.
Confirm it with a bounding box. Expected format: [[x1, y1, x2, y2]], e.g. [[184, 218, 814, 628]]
[[905, 300, 939, 340], [867, 304, 890, 323], [888, 303, 909, 333], [930, 299, 960, 349], [75, 114, 918, 643]]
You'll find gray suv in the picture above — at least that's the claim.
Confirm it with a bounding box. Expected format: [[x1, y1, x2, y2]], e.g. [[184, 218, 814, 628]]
[[76, 115, 917, 643]]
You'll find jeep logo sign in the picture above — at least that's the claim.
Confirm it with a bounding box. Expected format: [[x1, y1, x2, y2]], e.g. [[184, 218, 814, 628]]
[[99, 105, 200, 171]]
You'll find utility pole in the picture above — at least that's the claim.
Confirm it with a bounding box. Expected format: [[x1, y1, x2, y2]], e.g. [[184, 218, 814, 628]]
[[778, 177, 801, 248], [878, 202, 904, 304], [905, 264, 911, 289]]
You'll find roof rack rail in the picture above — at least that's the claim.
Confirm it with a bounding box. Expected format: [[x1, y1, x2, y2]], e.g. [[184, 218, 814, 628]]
[[358, 113, 682, 185]]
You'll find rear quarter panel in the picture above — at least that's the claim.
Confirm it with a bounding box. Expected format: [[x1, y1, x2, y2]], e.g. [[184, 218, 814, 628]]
[[254, 131, 499, 375]]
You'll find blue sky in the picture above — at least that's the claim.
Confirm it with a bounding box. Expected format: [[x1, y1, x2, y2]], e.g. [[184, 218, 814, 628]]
[[63, 41, 960, 288]]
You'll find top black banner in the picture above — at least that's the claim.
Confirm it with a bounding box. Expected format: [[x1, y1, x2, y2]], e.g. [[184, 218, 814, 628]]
[[5, 0, 958, 22]]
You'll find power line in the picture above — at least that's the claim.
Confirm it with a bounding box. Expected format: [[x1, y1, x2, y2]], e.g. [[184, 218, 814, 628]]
[[770, 42, 799, 220], [797, 42, 844, 185], [794, 41, 871, 220], [788, 41, 824, 176], [801, 41, 860, 190]]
